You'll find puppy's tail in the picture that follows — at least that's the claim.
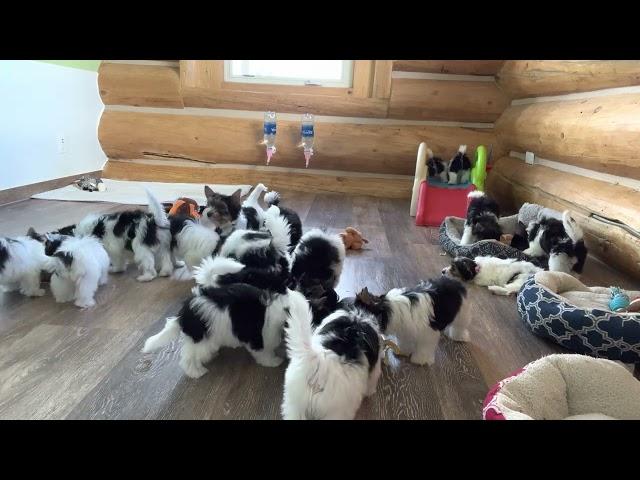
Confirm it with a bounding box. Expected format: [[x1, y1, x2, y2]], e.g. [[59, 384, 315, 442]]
[[562, 210, 584, 243], [426, 147, 435, 160], [284, 290, 318, 361], [192, 256, 245, 288], [145, 187, 170, 228], [74, 213, 102, 238], [264, 190, 281, 207], [467, 190, 485, 199], [458, 144, 468, 155], [243, 183, 268, 209], [264, 205, 291, 254], [142, 316, 180, 353]]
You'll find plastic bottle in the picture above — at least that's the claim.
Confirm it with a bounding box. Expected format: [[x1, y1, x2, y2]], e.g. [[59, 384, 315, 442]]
[[263, 111, 277, 164], [301, 113, 314, 168]]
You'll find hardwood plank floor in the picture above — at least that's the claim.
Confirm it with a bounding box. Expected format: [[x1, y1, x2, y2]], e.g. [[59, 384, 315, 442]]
[[0, 194, 637, 419]]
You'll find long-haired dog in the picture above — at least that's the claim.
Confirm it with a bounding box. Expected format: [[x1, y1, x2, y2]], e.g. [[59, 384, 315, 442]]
[[0, 235, 48, 297], [443, 255, 542, 296], [201, 185, 243, 231], [74, 189, 172, 281], [289, 229, 346, 292], [460, 191, 502, 245], [143, 256, 308, 378], [427, 148, 448, 183], [28, 228, 109, 308], [447, 145, 472, 185], [169, 215, 223, 278], [341, 276, 469, 366], [282, 302, 384, 420], [524, 211, 588, 274]]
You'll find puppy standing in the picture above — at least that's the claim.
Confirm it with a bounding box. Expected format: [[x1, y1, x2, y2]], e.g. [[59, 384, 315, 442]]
[[342, 276, 469, 366], [0, 236, 48, 297], [426, 148, 448, 183], [28, 229, 109, 308], [460, 191, 502, 245], [443, 255, 542, 296], [282, 302, 384, 420]]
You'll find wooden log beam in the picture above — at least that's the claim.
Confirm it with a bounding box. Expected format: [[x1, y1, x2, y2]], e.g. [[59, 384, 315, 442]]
[[393, 61, 504, 76], [496, 93, 640, 180]]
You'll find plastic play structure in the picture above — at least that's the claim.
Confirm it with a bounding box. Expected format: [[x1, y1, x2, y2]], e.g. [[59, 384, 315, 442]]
[[411, 142, 489, 227]]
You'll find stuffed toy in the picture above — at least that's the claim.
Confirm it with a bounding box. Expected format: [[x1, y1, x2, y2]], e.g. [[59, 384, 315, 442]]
[[168, 197, 200, 219], [339, 227, 369, 250]]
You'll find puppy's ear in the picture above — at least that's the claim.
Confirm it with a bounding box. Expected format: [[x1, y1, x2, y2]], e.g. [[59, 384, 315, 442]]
[[230, 188, 242, 207], [356, 287, 375, 305], [204, 186, 215, 201]]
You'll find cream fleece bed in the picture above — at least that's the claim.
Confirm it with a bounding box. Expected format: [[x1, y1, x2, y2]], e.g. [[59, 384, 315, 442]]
[[483, 354, 640, 420]]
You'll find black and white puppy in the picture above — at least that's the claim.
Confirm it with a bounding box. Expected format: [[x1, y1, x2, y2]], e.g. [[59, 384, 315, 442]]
[[201, 185, 243, 232], [143, 256, 309, 378], [289, 229, 346, 292], [263, 191, 303, 252], [0, 235, 48, 297], [282, 302, 384, 420], [341, 276, 469, 366], [427, 148, 448, 183], [442, 255, 542, 296], [524, 211, 588, 274], [28, 228, 109, 308], [74, 189, 172, 281], [447, 144, 472, 185], [460, 191, 502, 245]]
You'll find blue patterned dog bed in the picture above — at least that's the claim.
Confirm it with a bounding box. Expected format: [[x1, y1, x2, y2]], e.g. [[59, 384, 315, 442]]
[[517, 272, 640, 364]]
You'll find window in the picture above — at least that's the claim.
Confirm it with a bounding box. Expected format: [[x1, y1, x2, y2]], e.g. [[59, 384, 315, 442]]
[[225, 60, 354, 88]]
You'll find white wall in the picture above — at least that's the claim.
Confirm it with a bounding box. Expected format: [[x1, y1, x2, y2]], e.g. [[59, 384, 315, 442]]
[[0, 61, 107, 191]]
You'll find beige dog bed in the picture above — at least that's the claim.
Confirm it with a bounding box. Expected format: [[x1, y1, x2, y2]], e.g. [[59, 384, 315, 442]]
[[483, 354, 640, 420]]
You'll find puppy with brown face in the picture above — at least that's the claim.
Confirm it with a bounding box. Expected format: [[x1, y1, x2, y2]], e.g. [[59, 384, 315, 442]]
[[341, 277, 470, 366], [442, 255, 541, 296]]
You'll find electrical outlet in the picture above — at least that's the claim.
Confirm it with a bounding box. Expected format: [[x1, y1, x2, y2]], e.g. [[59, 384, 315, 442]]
[[525, 151, 535, 165], [57, 134, 67, 155]]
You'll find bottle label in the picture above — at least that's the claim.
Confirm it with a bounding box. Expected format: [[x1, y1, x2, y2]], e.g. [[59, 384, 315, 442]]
[[301, 125, 314, 137], [264, 122, 277, 135]]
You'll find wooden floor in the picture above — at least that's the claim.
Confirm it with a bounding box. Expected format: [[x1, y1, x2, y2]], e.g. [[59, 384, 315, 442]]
[[0, 192, 637, 420]]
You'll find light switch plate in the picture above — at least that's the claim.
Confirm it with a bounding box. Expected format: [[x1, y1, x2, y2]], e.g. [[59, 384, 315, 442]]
[[525, 151, 535, 165]]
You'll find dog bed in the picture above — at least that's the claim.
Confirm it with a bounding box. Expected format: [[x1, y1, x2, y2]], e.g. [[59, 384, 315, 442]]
[[438, 202, 558, 266], [482, 354, 640, 420], [517, 271, 640, 364]]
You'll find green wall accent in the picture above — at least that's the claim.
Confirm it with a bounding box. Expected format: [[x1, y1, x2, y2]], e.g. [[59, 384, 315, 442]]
[[39, 61, 102, 72]]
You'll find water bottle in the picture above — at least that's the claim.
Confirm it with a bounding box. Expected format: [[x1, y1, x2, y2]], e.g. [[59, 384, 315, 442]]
[[263, 111, 277, 164], [301, 113, 314, 168]]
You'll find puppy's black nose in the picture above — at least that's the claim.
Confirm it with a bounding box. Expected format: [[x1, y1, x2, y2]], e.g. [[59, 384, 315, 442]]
[[441, 268, 447, 275], [207, 210, 214, 218]]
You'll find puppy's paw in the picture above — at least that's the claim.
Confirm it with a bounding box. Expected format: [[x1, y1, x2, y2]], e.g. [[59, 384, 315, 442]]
[[410, 352, 435, 366], [182, 363, 208, 379], [444, 326, 470, 342], [136, 272, 157, 282], [254, 353, 284, 368], [22, 288, 45, 297], [75, 299, 96, 309]]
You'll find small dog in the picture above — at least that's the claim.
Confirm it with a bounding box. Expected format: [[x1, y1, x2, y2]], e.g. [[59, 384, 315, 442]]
[[74, 189, 172, 281], [201, 186, 243, 231], [447, 145, 472, 185], [169, 215, 223, 277], [341, 276, 469, 366], [443, 255, 542, 296], [460, 191, 502, 245], [143, 256, 308, 379], [289, 229, 346, 292], [427, 148, 448, 183], [282, 301, 384, 420], [28, 229, 109, 308], [0, 235, 48, 297], [524, 211, 588, 274]]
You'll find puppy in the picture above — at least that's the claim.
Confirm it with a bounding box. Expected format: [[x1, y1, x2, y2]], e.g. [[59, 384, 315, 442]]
[[263, 191, 303, 252], [443, 255, 542, 296], [143, 258, 308, 379], [201, 185, 243, 231], [0, 235, 48, 297], [282, 302, 383, 420], [341, 276, 469, 366], [426, 148, 448, 183], [524, 211, 588, 274], [74, 189, 172, 281], [447, 145, 472, 185], [460, 191, 502, 245], [28, 229, 109, 308], [289, 229, 346, 292], [169, 215, 222, 277]]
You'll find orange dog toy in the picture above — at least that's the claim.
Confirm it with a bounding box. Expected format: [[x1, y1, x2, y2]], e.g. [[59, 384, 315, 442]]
[[339, 227, 369, 250], [168, 197, 200, 219]]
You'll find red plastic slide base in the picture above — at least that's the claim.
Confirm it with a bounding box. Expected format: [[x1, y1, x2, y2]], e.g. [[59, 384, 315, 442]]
[[415, 180, 476, 227]]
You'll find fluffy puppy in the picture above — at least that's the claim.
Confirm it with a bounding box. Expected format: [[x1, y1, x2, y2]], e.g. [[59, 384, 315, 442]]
[[447, 145, 472, 185], [193, 256, 289, 294], [289, 229, 346, 292], [74, 189, 172, 282], [282, 302, 383, 420], [28, 229, 109, 308], [426, 148, 448, 183], [443, 255, 542, 296], [524, 211, 588, 274], [169, 215, 222, 277], [143, 257, 308, 379], [460, 191, 502, 245], [0, 235, 48, 297], [264, 191, 303, 252], [341, 276, 469, 366]]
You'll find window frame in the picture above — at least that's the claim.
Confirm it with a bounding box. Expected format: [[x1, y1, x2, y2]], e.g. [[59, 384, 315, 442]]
[[223, 60, 355, 88]]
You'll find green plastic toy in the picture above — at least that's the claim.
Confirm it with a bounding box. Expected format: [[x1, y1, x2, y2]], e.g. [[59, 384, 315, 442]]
[[471, 145, 488, 191]]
